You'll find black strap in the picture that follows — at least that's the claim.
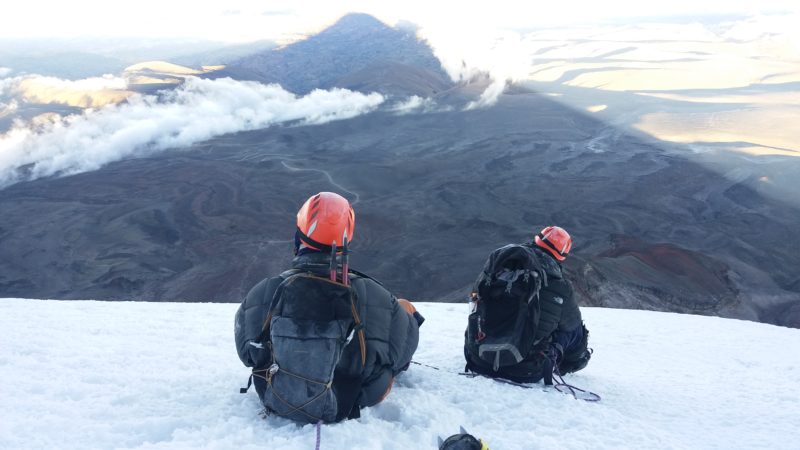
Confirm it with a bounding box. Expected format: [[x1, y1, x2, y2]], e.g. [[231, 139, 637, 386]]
[[333, 375, 362, 421], [240, 373, 254, 394], [537, 232, 565, 257], [297, 226, 341, 253], [543, 355, 554, 386], [253, 270, 304, 344], [347, 268, 386, 288]]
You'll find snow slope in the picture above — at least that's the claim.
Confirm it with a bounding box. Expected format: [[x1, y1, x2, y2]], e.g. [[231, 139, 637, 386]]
[[1, 299, 797, 450]]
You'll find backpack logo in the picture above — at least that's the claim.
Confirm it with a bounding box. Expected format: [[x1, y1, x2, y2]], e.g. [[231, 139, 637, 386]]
[[465, 244, 546, 371]]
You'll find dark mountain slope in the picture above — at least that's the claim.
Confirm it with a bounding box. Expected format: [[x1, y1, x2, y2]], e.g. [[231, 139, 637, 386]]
[[1, 87, 798, 327]]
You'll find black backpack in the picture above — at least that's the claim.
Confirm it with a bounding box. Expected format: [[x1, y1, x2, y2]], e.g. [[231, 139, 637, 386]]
[[255, 264, 366, 424], [465, 244, 546, 372]]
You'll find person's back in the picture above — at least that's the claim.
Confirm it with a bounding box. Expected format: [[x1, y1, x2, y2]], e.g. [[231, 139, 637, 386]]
[[234, 192, 422, 422], [464, 226, 591, 383]]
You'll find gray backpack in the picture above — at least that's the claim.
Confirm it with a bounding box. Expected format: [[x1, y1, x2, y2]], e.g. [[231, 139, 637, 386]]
[[256, 272, 366, 423]]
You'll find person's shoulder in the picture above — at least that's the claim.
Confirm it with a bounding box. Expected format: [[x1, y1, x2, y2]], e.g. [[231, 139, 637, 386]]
[[528, 246, 564, 279], [350, 270, 394, 301], [349, 269, 386, 288], [353, 274, 387, 292], [245, 271, 293, 300]]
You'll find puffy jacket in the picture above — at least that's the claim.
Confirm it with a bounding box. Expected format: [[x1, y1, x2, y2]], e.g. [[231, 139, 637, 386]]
[[234, 251, 420, 414], [528, 245, 583, 345]]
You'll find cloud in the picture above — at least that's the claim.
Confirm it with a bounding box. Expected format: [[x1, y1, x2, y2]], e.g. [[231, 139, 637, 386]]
[[28, 75, 128, 91], [464, 79, 509, 110], [0, 77, 384, 188], [261, 9, 295, 16], [419, 26, 531, 109], [0, 99, 18, 115], [415, 11, 800, 109], [0, 67, 11, 77], [390, 95, 437, 114], [11, 74, 133, 108]]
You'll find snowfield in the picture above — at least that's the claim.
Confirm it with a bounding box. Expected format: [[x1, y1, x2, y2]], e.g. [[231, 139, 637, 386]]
[[1, 299, 797, 450]]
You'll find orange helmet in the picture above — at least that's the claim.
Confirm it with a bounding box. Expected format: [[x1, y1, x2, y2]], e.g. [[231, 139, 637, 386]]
[[534, 226, 572, 261], [296, 192, 355, 252]]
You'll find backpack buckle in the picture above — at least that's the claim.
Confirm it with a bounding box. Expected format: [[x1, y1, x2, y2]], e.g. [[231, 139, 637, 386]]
[[267, 363, 280, 383]]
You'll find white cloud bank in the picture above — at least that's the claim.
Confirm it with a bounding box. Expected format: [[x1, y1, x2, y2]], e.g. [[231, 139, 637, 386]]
[[415, 11, 800, 108], [4, 74, 134, 108], [0, 77, 384, 188], [390, 95, 438, 114]]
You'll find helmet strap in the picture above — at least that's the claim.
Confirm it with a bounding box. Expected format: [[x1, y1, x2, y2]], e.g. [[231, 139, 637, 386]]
[[297, 226, 336, 253]]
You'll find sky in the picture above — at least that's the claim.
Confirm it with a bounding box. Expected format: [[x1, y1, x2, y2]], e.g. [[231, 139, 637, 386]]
[[3, 0, 799, 42]]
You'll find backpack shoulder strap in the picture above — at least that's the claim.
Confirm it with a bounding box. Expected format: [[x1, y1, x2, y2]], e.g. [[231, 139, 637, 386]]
[[254, 269, 304, 344], [266, 270, 367, 369], [349, 287, 367, 368], [346, 268, 382, 286], [339, 274, 367, 368]]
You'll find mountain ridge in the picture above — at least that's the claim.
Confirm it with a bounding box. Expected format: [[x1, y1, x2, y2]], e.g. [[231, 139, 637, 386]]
[[212, 13, 455, 97]]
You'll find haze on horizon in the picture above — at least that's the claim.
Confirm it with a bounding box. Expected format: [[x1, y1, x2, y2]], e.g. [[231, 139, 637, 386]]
[[3, 0, 798, 42]]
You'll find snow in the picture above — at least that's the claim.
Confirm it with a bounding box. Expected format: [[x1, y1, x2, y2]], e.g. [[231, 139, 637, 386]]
[[1, 299, 797, 450]]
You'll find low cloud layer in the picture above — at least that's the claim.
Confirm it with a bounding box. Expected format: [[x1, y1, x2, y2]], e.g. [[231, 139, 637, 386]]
[[390, 95, 438, 114], [16, 75, 132, 108], [0, 73, 132, 109], [0, 77, 384, 188]]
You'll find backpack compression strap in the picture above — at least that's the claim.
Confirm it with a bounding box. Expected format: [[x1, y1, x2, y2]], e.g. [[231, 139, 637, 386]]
[[350, 295, 367, 367]]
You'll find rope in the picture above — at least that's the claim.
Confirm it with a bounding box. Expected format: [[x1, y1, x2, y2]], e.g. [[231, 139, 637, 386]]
[[269, 382, 329, 422], [410, 360, 448, 372], [255, 363, 333, 422], [254, 364, 329, 387], [413, 360, 601, 402], [552, 368, 601, 402], [315, 420, 323, 450]]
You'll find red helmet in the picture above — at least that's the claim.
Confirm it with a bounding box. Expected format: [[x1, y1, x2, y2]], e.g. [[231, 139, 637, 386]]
[[296, 192, 355, 252], [534, 226, 572, 261]]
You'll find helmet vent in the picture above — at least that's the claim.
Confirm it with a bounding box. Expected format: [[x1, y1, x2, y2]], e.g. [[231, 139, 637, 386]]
[[307, 220, 318, 237]]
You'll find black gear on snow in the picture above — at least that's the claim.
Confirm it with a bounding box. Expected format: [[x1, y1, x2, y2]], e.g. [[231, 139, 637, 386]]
[[439, 433, 484, 450], [439, 427, 487, 450]]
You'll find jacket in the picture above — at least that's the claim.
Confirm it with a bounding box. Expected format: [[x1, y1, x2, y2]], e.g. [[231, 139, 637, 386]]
[[528, 245, 584, 354]]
